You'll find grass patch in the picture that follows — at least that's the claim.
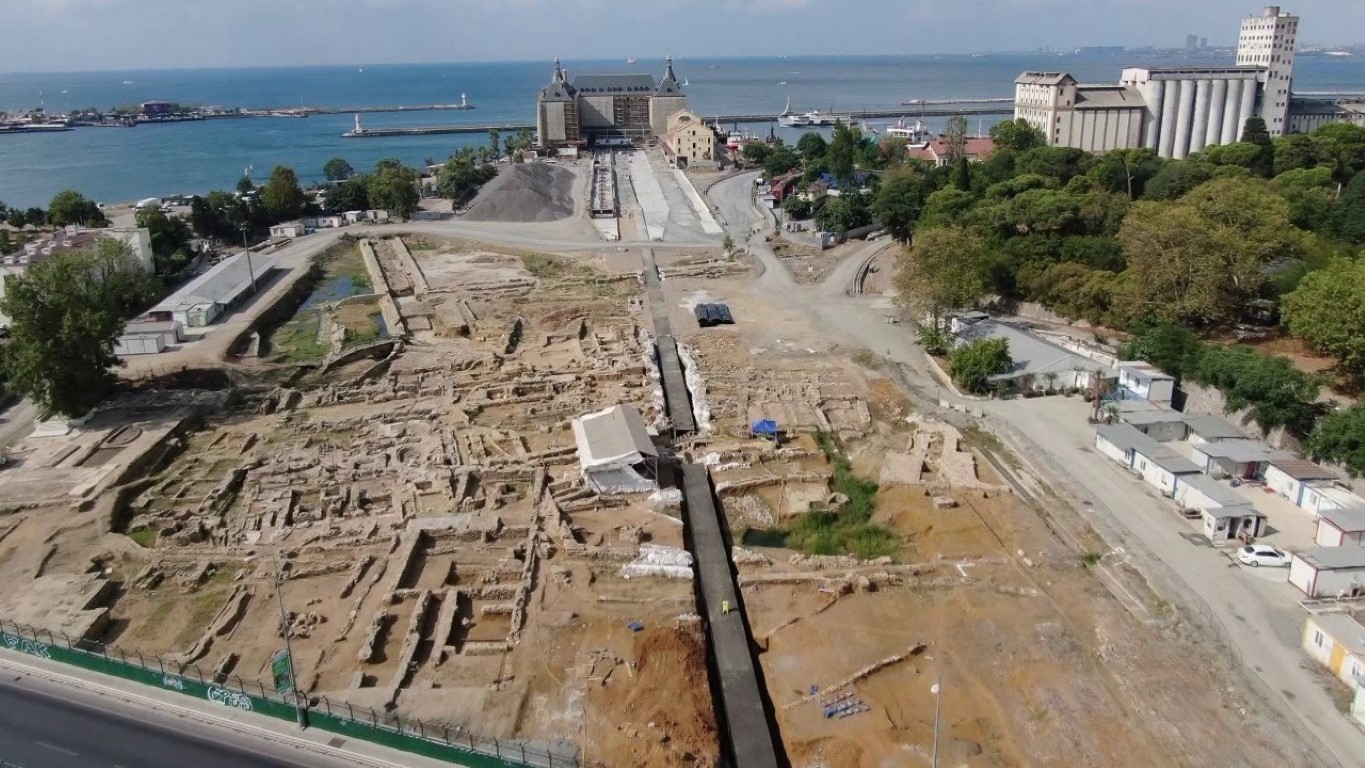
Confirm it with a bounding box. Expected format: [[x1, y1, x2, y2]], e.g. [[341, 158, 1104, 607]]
[[404, 237, 438, 251], [1081, 551, 1103, 567], [270, 313, 327, 363], [521, 253, 568, 278], [127, 528, 157, 548], [342, 312, 384, 345], [852, 349, 887, 372], [780, 432, 897, 560]]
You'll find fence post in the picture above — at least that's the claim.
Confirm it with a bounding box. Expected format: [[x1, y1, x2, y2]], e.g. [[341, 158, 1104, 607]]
[[521, 743, 526, 761], [346, 701, 355, 721], [136, 651, 145, 668], [157, 656, 166, 675]]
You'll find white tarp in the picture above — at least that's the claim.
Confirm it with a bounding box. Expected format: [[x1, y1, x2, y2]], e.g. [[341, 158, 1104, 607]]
[[621, 544, 694, 580], [572, 404, 659, 494]]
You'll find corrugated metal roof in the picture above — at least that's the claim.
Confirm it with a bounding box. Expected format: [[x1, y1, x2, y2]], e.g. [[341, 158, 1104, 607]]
[[1178, 473, 1253, 509], [1095, 423, 1149, 452], [1269, 457, 1338, 481], [1132, 443, 1202, 475], [1322, 505, 1365, 534], [1296, 546, 1365, 570], [953, 320, 1110, 381], [1311, 613, 1365, 659], [149, 252, 276, 314], [1193, 438, 1279, 464], [1182, 414, 1245, 441]]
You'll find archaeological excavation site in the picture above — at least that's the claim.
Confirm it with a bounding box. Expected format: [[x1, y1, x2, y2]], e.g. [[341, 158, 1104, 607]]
[[0, 227, 1320, 768]]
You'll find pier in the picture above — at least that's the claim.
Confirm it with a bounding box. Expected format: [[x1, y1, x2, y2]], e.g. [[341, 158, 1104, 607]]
[[340, 104, 1014, 138]]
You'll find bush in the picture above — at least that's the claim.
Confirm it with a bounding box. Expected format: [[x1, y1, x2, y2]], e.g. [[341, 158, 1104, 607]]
[[782, 433, 897, 560], [949, 337, 1014, 393], [1191, 346, 1320, 435]]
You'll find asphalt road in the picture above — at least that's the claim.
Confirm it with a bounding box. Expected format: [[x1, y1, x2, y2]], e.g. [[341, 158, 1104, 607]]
[[0, 679, 313, 768]]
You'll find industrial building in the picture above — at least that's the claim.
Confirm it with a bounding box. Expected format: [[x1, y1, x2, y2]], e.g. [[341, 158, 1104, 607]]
[[140, 251, 275, 329], [1013, 6, 1362, 158], [536, 57, 688, 147]]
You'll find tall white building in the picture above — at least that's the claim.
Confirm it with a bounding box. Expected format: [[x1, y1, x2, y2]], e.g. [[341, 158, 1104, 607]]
[[1013, 6, 1327, 158], [1236, 5, 1298, 136]]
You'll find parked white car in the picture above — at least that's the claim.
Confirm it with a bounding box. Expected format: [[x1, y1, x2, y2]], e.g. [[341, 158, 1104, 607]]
[[1237, 544, 1291, 568]]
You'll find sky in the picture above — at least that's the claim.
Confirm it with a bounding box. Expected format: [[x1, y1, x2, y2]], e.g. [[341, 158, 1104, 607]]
[[2, 0, 1364, 73]]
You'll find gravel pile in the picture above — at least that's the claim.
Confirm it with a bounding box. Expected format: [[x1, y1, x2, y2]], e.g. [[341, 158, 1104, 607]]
[[464, 162, 576, 223]]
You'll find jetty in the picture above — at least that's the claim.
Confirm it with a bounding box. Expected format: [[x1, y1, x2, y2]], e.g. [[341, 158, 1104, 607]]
[[341, 104, 1014, 138]]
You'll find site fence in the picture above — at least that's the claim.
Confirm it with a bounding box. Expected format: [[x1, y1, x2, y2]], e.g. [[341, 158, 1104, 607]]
[[0, 619, 578, 768]]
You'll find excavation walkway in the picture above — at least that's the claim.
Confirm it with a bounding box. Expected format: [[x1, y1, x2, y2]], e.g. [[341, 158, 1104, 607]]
[[641, 248, 696, 434], [680, 463, 782, 768]]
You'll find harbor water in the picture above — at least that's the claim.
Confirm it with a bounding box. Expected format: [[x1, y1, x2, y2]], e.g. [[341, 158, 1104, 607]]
[[2, 54, 1363, 206]]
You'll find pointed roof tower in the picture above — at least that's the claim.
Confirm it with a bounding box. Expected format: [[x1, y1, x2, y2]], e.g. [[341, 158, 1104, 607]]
[[656, 55, 683, 96], [540, 58, 575, 101]]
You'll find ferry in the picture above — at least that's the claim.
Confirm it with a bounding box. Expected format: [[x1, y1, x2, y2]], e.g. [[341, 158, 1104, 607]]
[[884, 117, 930, 143], [778, 98, 857, 128]]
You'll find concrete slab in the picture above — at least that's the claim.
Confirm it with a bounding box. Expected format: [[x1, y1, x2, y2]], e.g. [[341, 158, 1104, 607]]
[[625, 151, 668, 241], [672, 169, 724, 235], [1234, 483, 1321, 550]]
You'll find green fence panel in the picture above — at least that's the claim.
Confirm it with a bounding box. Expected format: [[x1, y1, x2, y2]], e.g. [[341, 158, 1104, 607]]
[[0, 629, 559, 768]]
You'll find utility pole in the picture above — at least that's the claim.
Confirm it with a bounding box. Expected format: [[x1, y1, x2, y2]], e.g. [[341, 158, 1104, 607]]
[[931, 677, 942, 768], [240, 224, 257, 292], [272, 549, 308, 729]]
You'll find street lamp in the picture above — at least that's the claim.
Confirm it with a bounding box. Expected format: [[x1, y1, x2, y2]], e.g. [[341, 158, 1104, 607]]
[[272, 549, 308, 729], [931, 677, 943, 768]]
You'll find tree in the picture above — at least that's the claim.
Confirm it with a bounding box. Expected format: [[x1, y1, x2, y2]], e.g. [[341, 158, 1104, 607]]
[[1307, 405, 1365, 478], [435, 149, 498, 206], [323, 176, 371, 212], [323, 157, 355, 182], [1115, 178, 1302, 326], [368, 162, 420, 219], [1015, 146, 1094, 184], [47, 190, 106, 227], [782, 195, 812, 220], [741, 142, 772, 168], [1240, 116, 1275, 178], [872, 166, 932, 242], [0, 240, 158, 417], [1329, 173, 1365, 244], [1192, 346, 1320, 435], [1142, 158, 1214, 200], [944, 115, 969, 165], [893, 225, 990, 322], [762, 146, 800, 178], [796, 132, 828, 161], [949, 337, 1013, 394], [134, 207, 193, 277], [236, 175, 256, 195], [1118, 325, 1205, 381], [488, 128, 502, 160], [1282, 258, 1365, 382], [989, 119, 1046, 153], [827, 121, 859, 187], [1273, 134, 1321, 176], [1086, 148, 1163, 199], [0, 230, 10, 256], [259, 165, 306, 223], [815, 194, 871, 233], [1271, 167, 1336, 231], [953, 157, 971, 192]]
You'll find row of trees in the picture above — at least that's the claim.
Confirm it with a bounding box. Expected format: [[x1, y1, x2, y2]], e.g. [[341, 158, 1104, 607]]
[[1, 190, 109, 232], [891, 119, 1365, 360]]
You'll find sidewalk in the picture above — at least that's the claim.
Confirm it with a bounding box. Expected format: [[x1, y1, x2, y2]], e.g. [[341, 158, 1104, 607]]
[[0, 646, 468, 768]]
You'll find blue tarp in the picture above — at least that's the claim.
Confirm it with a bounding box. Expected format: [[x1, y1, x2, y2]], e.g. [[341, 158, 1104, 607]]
[[751, 419, 779, 435]]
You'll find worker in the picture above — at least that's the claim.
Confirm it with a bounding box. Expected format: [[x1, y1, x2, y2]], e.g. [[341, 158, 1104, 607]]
[[722, 599, 731, 614]]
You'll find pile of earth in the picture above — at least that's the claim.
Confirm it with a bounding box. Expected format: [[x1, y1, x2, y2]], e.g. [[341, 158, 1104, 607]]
[[463, 162, 575, 223]]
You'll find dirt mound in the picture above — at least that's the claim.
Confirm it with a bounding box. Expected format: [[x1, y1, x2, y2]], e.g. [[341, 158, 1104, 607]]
[[463, 162, 575, 223], [587, 625, 719, 767]]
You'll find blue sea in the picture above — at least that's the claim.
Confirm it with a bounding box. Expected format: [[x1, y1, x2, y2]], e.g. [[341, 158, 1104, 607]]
[[2, 54, 1364, 207]]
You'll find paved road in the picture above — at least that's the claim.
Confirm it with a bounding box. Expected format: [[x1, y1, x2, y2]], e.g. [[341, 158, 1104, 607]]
[[0, 678, 316, 768], [704, 170, 1359, 767], [0, 399, 36, 451]]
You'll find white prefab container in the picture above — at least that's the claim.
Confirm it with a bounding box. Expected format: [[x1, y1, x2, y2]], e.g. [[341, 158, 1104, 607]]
[[1290, 548, 1365, 598], [1264, 458, 1336, 508], [1315, 507, 1365, 548], [1094, 424, 1145, 467], [114, 333, 166, 356], [1132, 444, 1201, 498]]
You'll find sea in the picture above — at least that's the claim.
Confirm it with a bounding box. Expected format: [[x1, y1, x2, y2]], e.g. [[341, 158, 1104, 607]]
[[2, 53, 1364, 208]]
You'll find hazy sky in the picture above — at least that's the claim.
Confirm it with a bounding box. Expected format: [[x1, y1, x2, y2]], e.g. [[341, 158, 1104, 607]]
[[2, 0, 1364, 73]]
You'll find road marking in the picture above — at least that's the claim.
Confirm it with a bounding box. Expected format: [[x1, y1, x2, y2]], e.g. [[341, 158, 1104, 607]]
[[34, 740, 79, 756]]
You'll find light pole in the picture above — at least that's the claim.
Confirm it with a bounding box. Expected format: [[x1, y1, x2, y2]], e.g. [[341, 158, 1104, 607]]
[[272, 549, 308, 729], [931, 677, 942, 768]]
